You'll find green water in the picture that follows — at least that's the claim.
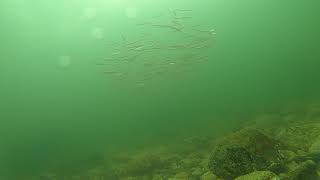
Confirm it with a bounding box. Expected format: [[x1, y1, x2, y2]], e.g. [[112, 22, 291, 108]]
[[0, 0, 320, 179]]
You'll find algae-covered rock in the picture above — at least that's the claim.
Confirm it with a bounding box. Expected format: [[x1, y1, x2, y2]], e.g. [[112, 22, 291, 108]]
[[309, 137, 320, 154], [169, 172, 189, 180], [305, 104, 320, 122], [276, 123, 320, 152], [201, 171, 218, 180], [283, 160, 318, 180], [113, 153, 165, 177], [120, 176, 150, 180], [152, 174, 168, 180], [184, 136, 212, 149], [278, 150, 297, 162], [180, 156, 200, 169], [208, 128, 284, 179], [39, 173, 58, 180], [191, 167, 204, 176], [234, 171, 279, 180]]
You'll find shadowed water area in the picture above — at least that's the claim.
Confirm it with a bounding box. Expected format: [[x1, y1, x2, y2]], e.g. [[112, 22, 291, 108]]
[[0, 0, 320, 179]]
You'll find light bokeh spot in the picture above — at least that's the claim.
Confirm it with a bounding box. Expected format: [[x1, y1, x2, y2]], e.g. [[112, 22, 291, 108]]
[[125, 6, 138, 18], [91, 27, 104, 39], [84, 7, 97, 20], [58, 56, 72, 69]]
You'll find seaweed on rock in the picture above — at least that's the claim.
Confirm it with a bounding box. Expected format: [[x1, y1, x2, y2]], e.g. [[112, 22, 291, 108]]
[[208, 128, 285, 179]]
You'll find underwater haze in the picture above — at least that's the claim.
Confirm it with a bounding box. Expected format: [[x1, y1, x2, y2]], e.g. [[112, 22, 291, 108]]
[[1, 0, 320, 179]]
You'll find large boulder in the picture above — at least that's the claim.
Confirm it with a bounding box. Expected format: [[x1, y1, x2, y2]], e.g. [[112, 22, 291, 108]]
[[208, 128, 284, 179]]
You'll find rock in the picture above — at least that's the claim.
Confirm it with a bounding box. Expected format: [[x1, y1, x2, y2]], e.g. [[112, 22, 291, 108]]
[[39, 173, 58, 180], [276, 123, 320, 151], [199, 158, 210, 170], [189, 167, 205, 180], [180, 157, 200, 169], [252, 114, 284, 129], [192, 167, 204, 176], [305, 104, 320, 122], [169, 172, 189, 180], [120, 177, 140, 180], [184, 136, 212, 149], [201, 171, 218, 180], [152, 174, 163, 180], [291, 151, 320, 163], [234, 171, 279, 180], [279, 150, 297, 162], [309, 137, 320, 153], [111, 152, 132, 163], [208, 128, 284, 179], [283, 160, 318, 180], [70, 175, 82, 180], [114, 153, 164, 177], [120, 176, 151, 180]]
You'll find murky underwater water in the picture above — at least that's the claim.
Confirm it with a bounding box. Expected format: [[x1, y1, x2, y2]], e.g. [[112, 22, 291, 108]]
[[0, 0, 320, 179]]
